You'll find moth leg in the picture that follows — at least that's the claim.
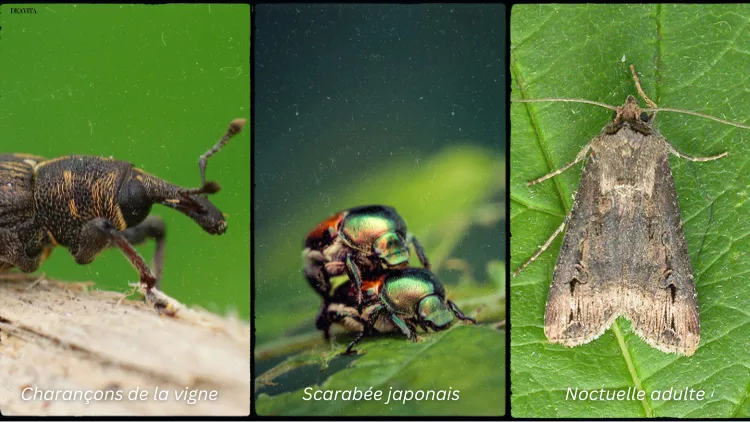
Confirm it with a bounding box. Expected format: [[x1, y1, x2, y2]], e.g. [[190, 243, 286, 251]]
[[512, 220, 566, 277], [665, 142, 727, 162], [119, 216, 166, 290], [528, 143, 592, 186]]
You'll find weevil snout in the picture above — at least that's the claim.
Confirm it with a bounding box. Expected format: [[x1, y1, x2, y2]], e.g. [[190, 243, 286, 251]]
[[188, 194, 227, 235]]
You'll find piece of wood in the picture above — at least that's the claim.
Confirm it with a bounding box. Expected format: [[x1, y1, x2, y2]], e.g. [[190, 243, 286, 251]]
[[0, 276, 250, 416]]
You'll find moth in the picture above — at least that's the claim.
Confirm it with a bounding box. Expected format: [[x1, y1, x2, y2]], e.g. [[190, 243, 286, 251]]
[[513, 66, 750, 356]]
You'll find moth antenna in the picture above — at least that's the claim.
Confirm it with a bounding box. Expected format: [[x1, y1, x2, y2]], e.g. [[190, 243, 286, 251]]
[[513, 98, 618, 111], [642, 107, 750, 130], [199, 118, 247, 187], [629, 64, 658, 109]]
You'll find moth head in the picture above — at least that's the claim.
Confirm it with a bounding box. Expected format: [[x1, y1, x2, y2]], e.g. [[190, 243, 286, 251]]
[[616, 95, 641, 122], [614, 95, 655, 129]]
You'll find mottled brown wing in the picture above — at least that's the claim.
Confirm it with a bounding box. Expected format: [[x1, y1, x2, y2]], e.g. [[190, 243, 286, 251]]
[[544, 129, 699, 356], [544, 133, 620, 347], [625, 137, 699, 355]]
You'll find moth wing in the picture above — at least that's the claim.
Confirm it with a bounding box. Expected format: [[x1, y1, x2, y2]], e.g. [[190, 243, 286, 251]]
[[544, 132, 700, 356], [625, 146, 700, 356], [544, 138, 621, 347]]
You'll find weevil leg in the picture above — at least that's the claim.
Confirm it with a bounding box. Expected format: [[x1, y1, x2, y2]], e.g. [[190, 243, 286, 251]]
[[408, 234, 430, 269], [199, 119, 247, 188], [344, 253, 364, 308], [447, 300, 477, 324], [119, 216, 166, 289], [0, 229, 44, 273], [73, 218, 158, 291]]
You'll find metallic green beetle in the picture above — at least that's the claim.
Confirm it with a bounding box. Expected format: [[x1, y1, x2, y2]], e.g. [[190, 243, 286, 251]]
[[320, 268, 476, 353], [303, 205, 430, 306]]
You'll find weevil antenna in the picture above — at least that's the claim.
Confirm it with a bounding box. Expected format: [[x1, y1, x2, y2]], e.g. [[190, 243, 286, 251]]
[[199, 118, 247, 188]]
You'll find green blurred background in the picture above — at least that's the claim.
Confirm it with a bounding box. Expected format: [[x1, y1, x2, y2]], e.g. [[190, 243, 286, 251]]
[[0, 4, 250, 319], [254, 4, 506, 415]]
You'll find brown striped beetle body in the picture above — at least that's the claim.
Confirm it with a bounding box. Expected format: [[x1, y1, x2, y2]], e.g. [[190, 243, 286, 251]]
[[0, 119, 245, 313]]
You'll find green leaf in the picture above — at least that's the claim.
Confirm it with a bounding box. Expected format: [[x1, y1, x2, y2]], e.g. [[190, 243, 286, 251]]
[[256, 325, 505, 416], [511, 4, 750, 418]]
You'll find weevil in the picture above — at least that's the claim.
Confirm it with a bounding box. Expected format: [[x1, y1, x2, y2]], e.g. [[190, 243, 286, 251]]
[[318, 268, 476, 354], [0, 119, 246, 314], [303, 205, 430, 307]]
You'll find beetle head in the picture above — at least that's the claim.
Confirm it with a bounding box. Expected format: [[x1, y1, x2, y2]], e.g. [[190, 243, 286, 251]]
[[417, 294, 455, 330], [373, 232, 410, 266]]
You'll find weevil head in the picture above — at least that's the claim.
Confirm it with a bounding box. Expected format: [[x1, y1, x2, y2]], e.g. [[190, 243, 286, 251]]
[[417, 295, 455, 330], [123, 169, 227, 234], [179, 191, 227, 235]]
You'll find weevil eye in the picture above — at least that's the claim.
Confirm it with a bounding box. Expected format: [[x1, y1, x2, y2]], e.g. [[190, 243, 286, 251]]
[[640, 112, 650, 122]]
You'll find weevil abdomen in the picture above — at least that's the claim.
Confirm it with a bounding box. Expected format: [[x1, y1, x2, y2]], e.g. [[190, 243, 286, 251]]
[[0, 154, 51, 271]]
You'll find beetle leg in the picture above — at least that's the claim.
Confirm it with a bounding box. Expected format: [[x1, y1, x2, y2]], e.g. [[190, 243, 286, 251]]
[[303, 261, 330, 296], [390, 313, 417, 341], [119, 216, 166, 290], [73, 218, 158, 291], [408, 234, 430, 269], [339, 314, 371, 355], [315, 299, 333, 339], [325, 302, 371, 354], [447, 300, 477, 324], [344, 253, 364, 308], [344, 331, 366, 355]]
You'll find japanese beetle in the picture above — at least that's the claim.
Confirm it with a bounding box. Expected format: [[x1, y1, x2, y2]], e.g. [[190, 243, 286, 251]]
[[303, 205, 429, 306], [318, 268, 476, 354], [0, 119, 246, 314]]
